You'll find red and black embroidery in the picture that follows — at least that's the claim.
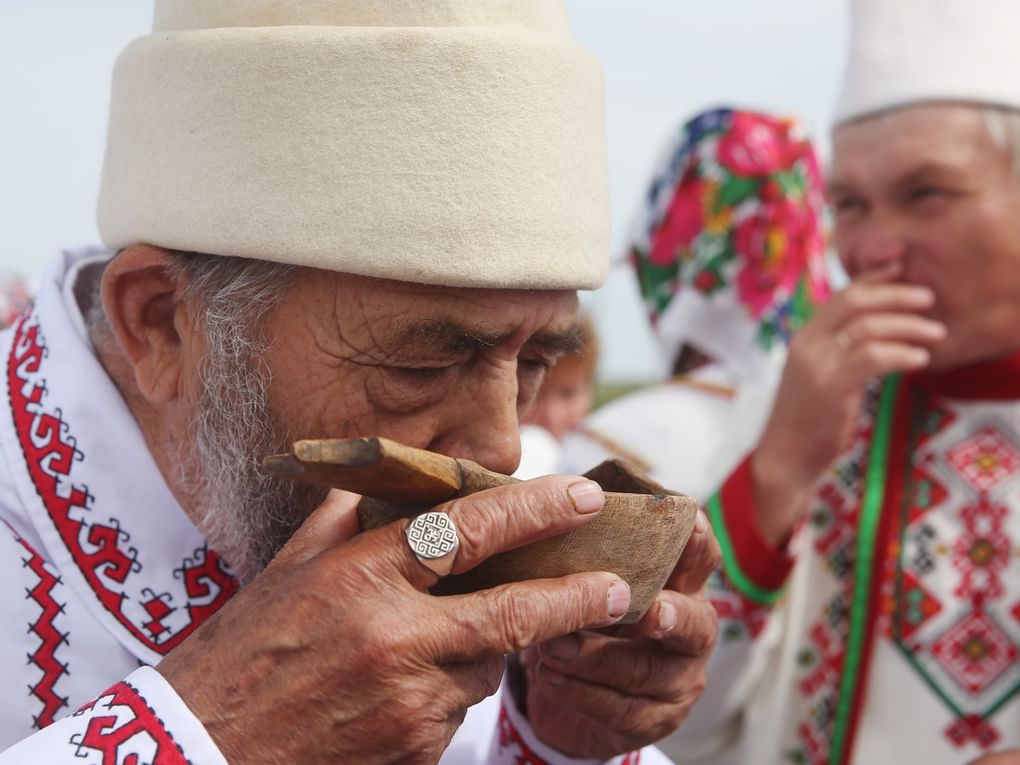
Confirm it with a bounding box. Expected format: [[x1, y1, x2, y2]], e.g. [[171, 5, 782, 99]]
[[888, 411, 1020, 749], [709, 571, 769, 641], [71, 680, 189, 765], [6, 522, 69, 729], [7, 312, 237, 656]]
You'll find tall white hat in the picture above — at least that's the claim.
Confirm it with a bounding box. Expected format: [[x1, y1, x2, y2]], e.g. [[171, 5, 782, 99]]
[[835, 0, 1020, 124], [98, 1, 609, 289]]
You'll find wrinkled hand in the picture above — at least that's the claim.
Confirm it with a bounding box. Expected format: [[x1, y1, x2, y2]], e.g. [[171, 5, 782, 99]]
[[752, 262, 945, 542], [157, 476, 630, 765], [519, 511, 721, 759]]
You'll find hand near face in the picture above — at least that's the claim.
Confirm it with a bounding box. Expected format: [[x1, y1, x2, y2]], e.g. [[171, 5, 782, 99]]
[[751, 261, 946, 543], [156, 477, 631, 765], [519, 511, 721, 758]]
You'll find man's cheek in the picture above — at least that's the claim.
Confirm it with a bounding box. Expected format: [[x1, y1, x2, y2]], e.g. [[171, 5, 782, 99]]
[[267, 372, 371, 439]]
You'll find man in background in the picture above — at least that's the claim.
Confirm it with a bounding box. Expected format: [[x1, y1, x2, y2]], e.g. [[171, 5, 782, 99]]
[[676, 1, 1020, 763]]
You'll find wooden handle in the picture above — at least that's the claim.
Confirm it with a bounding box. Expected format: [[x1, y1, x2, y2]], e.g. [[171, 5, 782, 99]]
[[263, 437, 465, 505]]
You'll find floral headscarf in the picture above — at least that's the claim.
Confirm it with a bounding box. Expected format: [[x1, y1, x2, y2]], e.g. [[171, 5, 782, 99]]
[[631, 107, 831, 380]]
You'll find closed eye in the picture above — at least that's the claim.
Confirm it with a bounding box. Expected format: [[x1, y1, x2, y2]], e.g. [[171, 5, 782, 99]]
[[387, 365, 458, 382], [832, 195, 865, 216]]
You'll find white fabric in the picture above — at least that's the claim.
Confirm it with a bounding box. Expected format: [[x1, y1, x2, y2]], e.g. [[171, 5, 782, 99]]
[[0, 667, 229, 765], [98, 0, 610, 290], [515, 425, 563, 480], [0, 248, 667, 765], [653, 288, 789, 386], [673, 391, 1020, 764], [835, 0, 1020, 123], [560, 364, 775, 502]]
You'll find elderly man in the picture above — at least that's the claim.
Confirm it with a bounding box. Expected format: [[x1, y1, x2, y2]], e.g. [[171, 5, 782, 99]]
[[0, 3, 719, 763], [672, 1, 1020, 764]]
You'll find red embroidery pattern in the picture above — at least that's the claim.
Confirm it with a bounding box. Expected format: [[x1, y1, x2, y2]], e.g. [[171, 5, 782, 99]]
[[884, 404, 1020, 750], [6, 521, 69, 728], [72, 681, 188, 765], [709, 573, 769, 641], [496, 705, 640, 765], [7, 313, 238, 655], [787, 386, 881, 765]]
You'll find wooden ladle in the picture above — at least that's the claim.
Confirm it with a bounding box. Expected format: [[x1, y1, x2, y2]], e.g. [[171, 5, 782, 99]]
[[264, 438, 698, 623]]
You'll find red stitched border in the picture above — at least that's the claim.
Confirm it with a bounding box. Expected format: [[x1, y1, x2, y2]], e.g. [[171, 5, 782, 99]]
[[5, 521, 68, 728], [6, 313, 237, 655], [74, 680, 190, 765]]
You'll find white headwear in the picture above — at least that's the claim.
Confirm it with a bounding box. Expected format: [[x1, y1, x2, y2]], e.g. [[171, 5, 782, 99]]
[[98, 1, 609, 290], [836, 0, 1020, 124]]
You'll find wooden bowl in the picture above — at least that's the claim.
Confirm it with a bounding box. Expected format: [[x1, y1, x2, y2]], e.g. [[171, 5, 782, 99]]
[[358, 458, 698, 624], [265, 438, 698, 624]]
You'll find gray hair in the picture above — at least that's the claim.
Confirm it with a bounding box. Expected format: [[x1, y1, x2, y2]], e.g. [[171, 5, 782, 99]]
[[832, 104, 1020, 178], [86, 251, 298, 357], [160, 251, 299, 438], [90, 251, 327, 582], [981, 105, 1020, 175]]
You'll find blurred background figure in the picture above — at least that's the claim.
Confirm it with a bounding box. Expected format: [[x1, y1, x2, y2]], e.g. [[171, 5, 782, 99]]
[[516, 314, 599, 479], [0, 272, 30, 329], [529, 313, 599, 442], [561, 107, 831, 500], [689, 1, 1020, 762]]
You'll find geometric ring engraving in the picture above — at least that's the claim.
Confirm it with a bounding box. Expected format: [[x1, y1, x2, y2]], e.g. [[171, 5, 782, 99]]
[[406, 511, 460, 561]]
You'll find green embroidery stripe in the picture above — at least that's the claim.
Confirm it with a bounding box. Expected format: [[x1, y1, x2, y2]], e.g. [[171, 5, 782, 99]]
[[707, 493, 785, 606], [829, 375, 900, 765]]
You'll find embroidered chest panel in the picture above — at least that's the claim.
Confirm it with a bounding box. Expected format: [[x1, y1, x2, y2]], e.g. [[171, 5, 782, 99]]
[[883, 396, 1020, 747], [787, 384, 1020, 763]]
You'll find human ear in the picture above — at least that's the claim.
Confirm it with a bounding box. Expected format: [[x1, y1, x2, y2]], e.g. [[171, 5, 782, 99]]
[[99, 245, 196, 404]]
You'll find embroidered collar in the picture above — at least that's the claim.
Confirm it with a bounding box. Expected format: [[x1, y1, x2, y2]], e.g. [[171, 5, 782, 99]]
[[0, 249, 237, 666], [912, 349, 1020, 402]]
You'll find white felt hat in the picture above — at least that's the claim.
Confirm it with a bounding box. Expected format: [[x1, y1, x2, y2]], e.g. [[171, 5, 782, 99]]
[[97, 1, 609, 289], [836, 0, 1020, 124]]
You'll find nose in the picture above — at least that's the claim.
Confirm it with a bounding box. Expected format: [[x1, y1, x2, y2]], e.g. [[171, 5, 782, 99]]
[[842, 225, 908, 278], [428, 372, 523, 476]]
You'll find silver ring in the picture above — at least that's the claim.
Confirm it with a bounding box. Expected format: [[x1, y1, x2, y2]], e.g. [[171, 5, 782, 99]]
[[406, 511, 461, 577]]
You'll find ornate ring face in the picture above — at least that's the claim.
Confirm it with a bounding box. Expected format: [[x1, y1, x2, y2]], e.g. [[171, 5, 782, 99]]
[[406, 511, 460, 563]]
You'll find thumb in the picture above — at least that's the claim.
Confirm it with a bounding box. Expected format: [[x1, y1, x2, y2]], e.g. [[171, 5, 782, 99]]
[[268, 489, 363, 570]]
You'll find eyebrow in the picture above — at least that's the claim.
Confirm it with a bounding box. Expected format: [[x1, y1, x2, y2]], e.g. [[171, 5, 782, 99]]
[[894, 163, 957, 188], [826, 180, 856, 198], [397, 319, 583, 356], [828, 162, 957, 198]]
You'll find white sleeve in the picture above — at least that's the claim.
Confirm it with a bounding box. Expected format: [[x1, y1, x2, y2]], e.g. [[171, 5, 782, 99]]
[[0, 666, 227, 765]]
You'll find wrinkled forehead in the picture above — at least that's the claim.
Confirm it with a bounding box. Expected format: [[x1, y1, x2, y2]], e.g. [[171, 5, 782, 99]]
[[296, 268, 582, 347], [830, 103, 1001, 188]]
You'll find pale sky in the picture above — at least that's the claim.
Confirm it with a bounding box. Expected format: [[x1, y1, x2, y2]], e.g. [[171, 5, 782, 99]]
[[0, 1, 848, 381]]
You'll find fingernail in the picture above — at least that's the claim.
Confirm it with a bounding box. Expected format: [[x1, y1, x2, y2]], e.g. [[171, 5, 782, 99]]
[[658, 600, 677, 632], [695, 510, 709, 534], [607, 580, 631, 619], [543, 635, 579, 661], [568, 480, 604, 514]]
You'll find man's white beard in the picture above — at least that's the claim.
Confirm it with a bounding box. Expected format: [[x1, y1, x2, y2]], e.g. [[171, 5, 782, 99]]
[[179, 335, 328, 584]]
